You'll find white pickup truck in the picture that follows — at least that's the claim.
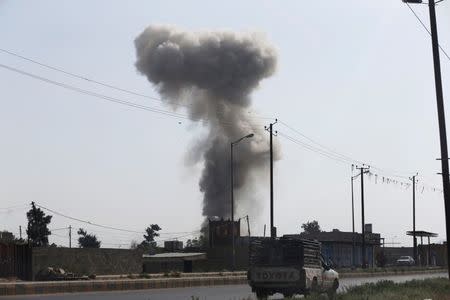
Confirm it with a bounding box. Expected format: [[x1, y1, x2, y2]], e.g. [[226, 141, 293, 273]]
[[247, 236, 339, 299]]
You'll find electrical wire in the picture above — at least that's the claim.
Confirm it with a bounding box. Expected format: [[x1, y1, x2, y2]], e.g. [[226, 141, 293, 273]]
[[278, 121, 414, 180], [278, 131, 352, 165], [49, 227, 69, 231], [0, 48, 170, 105], [0, 63, 266, 129], [0, 63, 190, 120], [0, 48, 274, 122], [35, 203, 202, 242], [35, 203, 145, 234], [279, 120, 362, 164], [0, 204, 28, 210], [404, 2, 450, 62]]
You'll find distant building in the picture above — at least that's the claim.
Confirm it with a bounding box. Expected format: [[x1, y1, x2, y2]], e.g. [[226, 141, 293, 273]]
[[295, 225, 381, 268], [208, 219, 240, 248], [164, 240, 183, 252], [0, 231, 15, 243]]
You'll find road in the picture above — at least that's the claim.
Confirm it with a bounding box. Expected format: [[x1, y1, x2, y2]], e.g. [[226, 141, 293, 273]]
[[1, 272, 447, 300]]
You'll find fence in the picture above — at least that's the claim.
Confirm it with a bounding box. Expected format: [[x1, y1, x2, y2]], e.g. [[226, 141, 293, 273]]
[[0, 243, 32, 280]]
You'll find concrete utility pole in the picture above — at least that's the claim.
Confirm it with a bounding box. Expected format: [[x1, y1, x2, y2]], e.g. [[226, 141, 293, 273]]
[[265, 119, 277, 238], [356, 165, 370, 268], [410, 174, 418, 264], [403, 0, 450, 278], [69, 225, 72, 248], [351, 172, 357, 268]]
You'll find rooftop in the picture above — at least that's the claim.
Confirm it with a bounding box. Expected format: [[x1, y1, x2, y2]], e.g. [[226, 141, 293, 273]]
[[406, 231, 438, 238], [142, 252, 206, 262]]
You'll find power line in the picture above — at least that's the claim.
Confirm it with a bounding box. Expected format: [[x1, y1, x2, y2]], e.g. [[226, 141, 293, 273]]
[[0, 204, 28, 210], [278, 121, 414, 180], [0, 63, 191, 120], [50, 232, 68, 238], [0, 48, 274, 122], [35, 203, 202, 240], [49, 227, 69, 231], [278, 130, 442, 193], [0, 48, 183, 108], [404, 2, 450, 62], [35, 203, 145, 234], [278, 131, 352, 165], [0, 63, 266, 129], [279, 120, 362, 164]]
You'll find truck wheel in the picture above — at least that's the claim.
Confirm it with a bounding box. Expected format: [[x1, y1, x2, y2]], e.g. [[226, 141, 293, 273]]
[[327, 279, 339, 300], [310, 277, 319, 294], [255, 289, 268, 299]]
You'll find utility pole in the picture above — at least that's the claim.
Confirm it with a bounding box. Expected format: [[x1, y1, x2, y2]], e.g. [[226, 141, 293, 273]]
[[265, 119, 277, 238], [351, 172, 356, 268], [246, 215, 251, 237], [410, 174, 418, 264], [230, 142, 235, 271], [403, 0, 450, 278], [428, 0, 450, 279], [19, 226, 22, 240], [356, 165, 370, 268], [69, 225, 72, 249]]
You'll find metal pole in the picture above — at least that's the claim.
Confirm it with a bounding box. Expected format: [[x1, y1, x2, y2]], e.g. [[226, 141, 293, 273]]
[[428, 0, 450, 279], [69, 225, 72, 249], [231, 143, 235, 271], [270, 122, 275, 238], [351, 176, 356, 268], [412, 176, 417, 264], [360, 167, 366, 268]]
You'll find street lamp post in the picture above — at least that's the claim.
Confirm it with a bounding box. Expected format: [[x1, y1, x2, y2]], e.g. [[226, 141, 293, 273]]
[[230, 133, 254, 272], [403, 0, 450, 278]]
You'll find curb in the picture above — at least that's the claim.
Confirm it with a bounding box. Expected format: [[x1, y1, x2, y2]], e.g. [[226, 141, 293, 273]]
[[339, 268, 447, 278], [0, 269, 447, 296], [0, 276, 248, 296], [96, 271, 247, 280]]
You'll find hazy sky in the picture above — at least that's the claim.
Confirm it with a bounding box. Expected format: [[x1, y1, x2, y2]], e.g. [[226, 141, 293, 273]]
[[1, 0, 450, 248]]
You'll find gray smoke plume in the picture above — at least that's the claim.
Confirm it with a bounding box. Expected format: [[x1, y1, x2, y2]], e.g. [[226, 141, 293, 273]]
[[134, 25, 278, 220]]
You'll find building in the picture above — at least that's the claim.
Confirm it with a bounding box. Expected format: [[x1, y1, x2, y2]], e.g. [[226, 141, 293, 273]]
[[208, 218, 240, 248], [164, 241, 183, 252], [142, 252, 206, 273], [0, 231, 15, 243], [297, 225, 381, 268]]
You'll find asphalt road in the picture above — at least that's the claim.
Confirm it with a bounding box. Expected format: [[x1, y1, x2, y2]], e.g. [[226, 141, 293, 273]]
[[2, 272, 447, 300]]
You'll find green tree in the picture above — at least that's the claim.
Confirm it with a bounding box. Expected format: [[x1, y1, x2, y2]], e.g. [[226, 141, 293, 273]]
[[301, 220, 321, 235], [186, 235, 206, 248], [77, 228, 101, 248], [144, 224, 161, 243], [26, 202, 52, 247], [138, 224, 161, 252], [186, 238, 198, 248]]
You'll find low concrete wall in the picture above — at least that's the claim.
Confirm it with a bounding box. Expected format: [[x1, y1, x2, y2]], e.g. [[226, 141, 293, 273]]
[[32, 248, 143, 279], [0, 276, 247, 296], [0, 268, 446, 296]]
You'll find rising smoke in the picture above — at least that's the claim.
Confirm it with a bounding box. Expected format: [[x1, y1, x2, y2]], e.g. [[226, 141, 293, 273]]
[[134, 25, 279, 220]]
